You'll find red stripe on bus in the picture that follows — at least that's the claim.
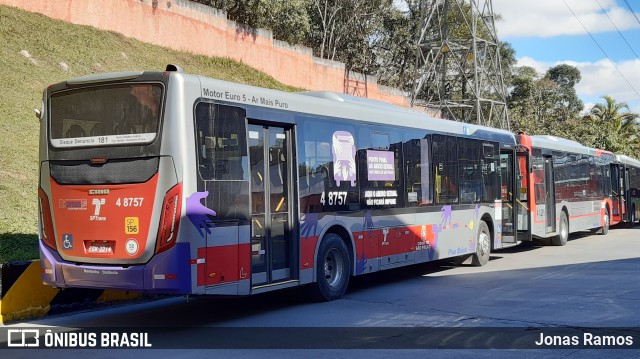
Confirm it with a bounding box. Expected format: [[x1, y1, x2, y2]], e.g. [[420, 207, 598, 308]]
[[300, 236, 319, 270]]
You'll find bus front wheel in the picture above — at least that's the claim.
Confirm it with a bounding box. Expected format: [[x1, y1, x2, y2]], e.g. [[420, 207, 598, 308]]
[[471, 221, 491, 266], [551, 211, 569, 246], [310, 233, 351, 301]]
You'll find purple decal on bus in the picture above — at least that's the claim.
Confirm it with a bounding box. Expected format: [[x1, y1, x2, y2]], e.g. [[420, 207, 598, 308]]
[[300, 213, 319, 238], [366, 150, 395, 181], [429, 225, 443, 261], [364, 210, 374, 229], [186, 191, 217, 238], [356, 253, 368, 275], [331, 131, 357, 186], [441, 205, 452, 228]]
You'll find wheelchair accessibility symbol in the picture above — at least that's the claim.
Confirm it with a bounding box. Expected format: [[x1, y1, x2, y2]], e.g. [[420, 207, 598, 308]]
[[62, 234, 73, 250]]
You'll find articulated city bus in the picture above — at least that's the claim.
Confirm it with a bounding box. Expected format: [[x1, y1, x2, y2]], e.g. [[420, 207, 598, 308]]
[[38, 65, 524, 300], [613, 154, 640, 226], [516, 134, 615, 245]]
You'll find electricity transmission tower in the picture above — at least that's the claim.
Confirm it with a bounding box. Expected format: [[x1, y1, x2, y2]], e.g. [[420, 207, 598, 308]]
[[412, 0, 510, 130]]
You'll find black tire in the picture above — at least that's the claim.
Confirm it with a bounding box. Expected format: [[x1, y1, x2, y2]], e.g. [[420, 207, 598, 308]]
[[598, 208, 610, 235], [551, 211, 569, 246], [310, 233, 351, 301], [629, 205, 636, 228], [471, 221, 491, 266]]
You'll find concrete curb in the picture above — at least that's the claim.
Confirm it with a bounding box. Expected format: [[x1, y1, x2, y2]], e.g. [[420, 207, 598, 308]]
[[0, 260, 141, 324]]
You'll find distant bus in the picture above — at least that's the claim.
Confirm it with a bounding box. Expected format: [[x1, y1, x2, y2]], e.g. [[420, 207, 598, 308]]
[[613, 154, 640, 226], [38, 65, 523, 300], [517, 134, 615, 245]]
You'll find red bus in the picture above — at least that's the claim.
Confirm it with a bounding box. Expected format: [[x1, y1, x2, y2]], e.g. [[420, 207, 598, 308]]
[[517, 134, 615, 245]]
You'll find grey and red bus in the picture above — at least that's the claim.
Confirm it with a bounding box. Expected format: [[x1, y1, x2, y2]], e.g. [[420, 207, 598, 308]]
[[516, 134, 616, 245], [38, 66, 622, 300]]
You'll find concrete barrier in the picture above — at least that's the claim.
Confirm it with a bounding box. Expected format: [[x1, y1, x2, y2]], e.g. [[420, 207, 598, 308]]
[[0, 260, 141, 324]]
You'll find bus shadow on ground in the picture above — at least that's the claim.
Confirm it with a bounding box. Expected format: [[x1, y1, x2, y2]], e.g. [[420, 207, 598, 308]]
[[27, 231, 626, 327], [27, 258, 505, 327]]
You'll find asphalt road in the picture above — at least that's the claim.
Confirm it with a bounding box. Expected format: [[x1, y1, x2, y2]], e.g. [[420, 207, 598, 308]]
[[3, 227, 640, 358]]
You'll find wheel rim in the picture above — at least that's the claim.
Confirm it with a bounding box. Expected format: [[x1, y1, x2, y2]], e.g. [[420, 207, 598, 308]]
[[478, 230, 490, 257], [604, 213, 610, 229], [561, 217, 568, 240], [324, 248, 344, 288]]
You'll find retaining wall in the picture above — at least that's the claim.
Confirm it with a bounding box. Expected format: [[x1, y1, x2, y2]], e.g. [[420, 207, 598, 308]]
[[0, 0, 411, 106]]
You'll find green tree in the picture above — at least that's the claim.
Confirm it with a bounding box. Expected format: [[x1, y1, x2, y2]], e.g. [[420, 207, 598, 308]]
[[194, 0, 311, 45], [307, 0, 391, 74], [374, 0, 422, 89], [508, 64, 585, 136], [587, 95, 640, 157], [508, 66, 551, 134], [499, 41, 517, 89], [544, 64, 583, 121]]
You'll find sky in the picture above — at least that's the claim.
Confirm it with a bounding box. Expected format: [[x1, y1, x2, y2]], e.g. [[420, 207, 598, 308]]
[[492, 0, 640, 115]]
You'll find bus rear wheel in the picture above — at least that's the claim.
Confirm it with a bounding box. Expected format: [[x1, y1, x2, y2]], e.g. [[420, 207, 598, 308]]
[[598, 208, 610, 235], [551, 211, 569, 246], [471, 221, 491, 266], [629, 205, 637, 228], [310, 233, 351, 301]]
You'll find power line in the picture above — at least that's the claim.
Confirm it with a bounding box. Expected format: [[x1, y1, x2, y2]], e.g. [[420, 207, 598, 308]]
[[622, 0, 640, 27], [595, 0, 640, 61], [561, 0, 640, 98]]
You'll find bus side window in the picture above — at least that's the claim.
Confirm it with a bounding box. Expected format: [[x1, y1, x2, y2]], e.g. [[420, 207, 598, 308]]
[[195, 102, 249, 221], [481, 142, 500, 202], [403, 137, 432, 206], [432, 135, 458, 204], [458, 138, 482, 204]]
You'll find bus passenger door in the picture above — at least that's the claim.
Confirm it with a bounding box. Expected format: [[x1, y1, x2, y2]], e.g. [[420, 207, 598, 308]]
[[610, 163, 623, 223], [499, 150, 516, 244], [623, 167, 631, 222], [516, 150, 531, 240], [543, 156, 556, 234], [248, 124, 295, 287]]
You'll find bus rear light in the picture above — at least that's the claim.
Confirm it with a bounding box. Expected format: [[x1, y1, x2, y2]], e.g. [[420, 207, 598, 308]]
[[156, 183, 182, 254], [90, 157, 107, 164], [38, 188, 56, 250]]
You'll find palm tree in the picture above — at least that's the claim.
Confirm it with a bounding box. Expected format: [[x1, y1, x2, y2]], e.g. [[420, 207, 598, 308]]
[[587, 95, 640, 158]]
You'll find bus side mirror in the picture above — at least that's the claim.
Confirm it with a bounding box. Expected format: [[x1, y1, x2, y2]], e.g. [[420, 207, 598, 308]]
[[34, 108, 42, 121]]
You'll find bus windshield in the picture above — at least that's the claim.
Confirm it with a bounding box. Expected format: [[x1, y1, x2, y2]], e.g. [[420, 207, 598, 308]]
[[49, 83, 162, 148]]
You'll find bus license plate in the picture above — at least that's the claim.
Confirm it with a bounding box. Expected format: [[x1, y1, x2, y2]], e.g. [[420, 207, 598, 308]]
[[87, 242, 114, 254]]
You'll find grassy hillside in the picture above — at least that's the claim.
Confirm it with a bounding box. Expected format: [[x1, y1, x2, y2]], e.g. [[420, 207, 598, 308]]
[[0, 5, 300, 262]]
